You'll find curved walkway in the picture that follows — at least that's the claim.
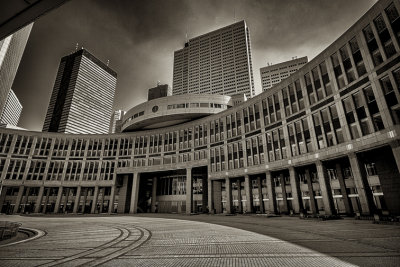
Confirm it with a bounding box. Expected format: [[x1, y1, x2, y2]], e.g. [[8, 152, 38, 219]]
[[0, 215, 368, 266]]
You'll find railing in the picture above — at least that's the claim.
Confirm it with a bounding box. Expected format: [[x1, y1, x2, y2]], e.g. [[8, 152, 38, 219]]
[[0, 221, 21, 240]]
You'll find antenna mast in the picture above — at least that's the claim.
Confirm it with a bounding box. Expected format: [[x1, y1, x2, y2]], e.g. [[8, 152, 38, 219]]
[[185, 24, 188, 43]]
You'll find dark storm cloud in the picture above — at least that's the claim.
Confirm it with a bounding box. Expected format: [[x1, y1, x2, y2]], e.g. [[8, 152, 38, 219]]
[[11, 0, 376, 131], [241, 0, 376, 94]]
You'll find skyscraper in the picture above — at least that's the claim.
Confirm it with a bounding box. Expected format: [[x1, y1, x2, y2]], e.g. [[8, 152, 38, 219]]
[[172, 20, 255, 98], [260, 56, 308, 91], [148, 83, 171, 101], [0, 89, 22, 126], [43, 49, 117, 134], [0, 23, 32, 119], [109, 109, 125, 133]]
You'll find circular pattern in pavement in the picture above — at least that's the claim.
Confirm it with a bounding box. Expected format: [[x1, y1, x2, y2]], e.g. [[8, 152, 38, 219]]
[[0, 215, 356, 266]]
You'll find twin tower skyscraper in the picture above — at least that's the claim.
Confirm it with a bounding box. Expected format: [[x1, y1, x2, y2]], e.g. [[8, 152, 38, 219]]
[[43, 20, 255, 134]]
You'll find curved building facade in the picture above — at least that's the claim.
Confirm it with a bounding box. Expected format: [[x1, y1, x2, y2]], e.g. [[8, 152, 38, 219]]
[[122, 94, 232, 131], [1, 0, 400, 217]]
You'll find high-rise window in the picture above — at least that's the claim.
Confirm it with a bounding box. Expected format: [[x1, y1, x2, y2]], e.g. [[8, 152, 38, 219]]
[[363, 24, 384, 66], [374, 14, 396, 58], [385, 2, 400, 44]]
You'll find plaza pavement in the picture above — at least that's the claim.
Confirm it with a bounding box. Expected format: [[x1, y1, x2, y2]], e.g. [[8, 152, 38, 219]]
[[0, 214, 398, 266]]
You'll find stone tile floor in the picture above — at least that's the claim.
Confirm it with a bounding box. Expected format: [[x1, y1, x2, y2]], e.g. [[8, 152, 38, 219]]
[[0, 214, 399, 266]]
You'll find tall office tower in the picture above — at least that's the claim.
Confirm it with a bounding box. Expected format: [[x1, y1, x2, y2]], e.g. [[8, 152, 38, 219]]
[[109, 109, 125, 133], [148, 83, 171, 101], [0, 89, 23, 126], [0, 23, 32, 119], [43, 49, 117, 134], [173, 20, 255, 98], [260, 56, 308, 91]]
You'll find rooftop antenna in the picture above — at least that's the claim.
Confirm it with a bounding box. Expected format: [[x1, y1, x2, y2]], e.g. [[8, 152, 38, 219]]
[[234, 7, 236, 22], [185, 24, 189, 43]]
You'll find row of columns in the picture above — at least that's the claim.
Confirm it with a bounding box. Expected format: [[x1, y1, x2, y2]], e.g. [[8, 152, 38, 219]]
[[3, 145, 397, 215], [124, 145, 399, 216], [2, 185, 116, 214], [122, 168, 194, 215], [210, 153, 379, 216]]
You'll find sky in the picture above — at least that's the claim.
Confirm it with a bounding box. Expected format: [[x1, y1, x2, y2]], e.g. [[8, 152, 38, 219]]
[[12, 0, 377, 131]]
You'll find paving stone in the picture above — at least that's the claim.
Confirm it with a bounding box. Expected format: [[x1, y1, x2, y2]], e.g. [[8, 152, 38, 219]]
[[0, 215, 398, 267]]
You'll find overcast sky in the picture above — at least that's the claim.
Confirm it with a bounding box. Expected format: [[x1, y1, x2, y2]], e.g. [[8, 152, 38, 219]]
[[12, 0, 377, 131]]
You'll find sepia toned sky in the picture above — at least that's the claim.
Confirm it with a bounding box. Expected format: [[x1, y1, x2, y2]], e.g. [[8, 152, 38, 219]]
[[12, 0, 377, 131]]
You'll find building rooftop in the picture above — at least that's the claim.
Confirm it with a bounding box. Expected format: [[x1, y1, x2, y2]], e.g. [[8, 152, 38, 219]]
[[62, 48, 117, 78]]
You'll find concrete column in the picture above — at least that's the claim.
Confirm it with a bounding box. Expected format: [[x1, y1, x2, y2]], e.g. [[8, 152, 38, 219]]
[[108, 186, 116, 214], [257, 176, 264, 213], [42, 188, 50, 214], [335, 99, 353, 142], [202, 176, 208, 213], [91, 186, 99, 214], [240, 109, 248, 168], [316, 161, 335, 215], [266, 171, 277, 214], [208, 179, 214, 213], [54, 187, 63, 214], [186, 168, 193, 214], [280, 173, 289, 214], [117, 175, 129, 214], [81, 188, 88, 213], [13, 185, 24, 214], [63, 188, 70, 213], [289, 167, 302, 213], [23, 187, 31, 213], [73, 186, 82, 213], [244, 175, 253, 213], [99, 187, 105, 213], [129, 172, 140, 214], [34, 186, 45, 213], [236, 178, 242, 213], [335, 163, 353, 215], [225, 177, 232, 214], [214, 181, 223, 213], [305, 169, 317, 215], [348, 153, 375, 215], [0, 186, 7, 211], [151, 177, 157, 213], [222, 117, 229, 171], [306, 108, 319, 152]]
